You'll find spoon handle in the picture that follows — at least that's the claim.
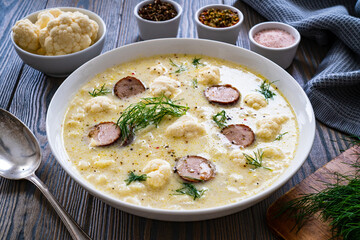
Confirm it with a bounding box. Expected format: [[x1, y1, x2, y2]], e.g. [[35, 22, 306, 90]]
[[26, 173, 91, 240]]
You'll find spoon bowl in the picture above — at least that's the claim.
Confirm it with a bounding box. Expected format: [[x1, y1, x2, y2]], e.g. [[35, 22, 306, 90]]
[[0, 108, 90, 240]]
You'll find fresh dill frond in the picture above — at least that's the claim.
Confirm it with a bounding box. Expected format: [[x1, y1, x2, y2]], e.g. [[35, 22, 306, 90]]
[[275, 132, 288, 141], [174, 182, 206, 200], [257, 80, 277, 101], [277, 162, 360, 240], [243, 149, 271, 170], [116, 95, 189, 142], [88, 84, 111, 97], [192, 57, 205, 68], [124, 171, 148, 185], [192, 78, 198, 88], [169, 58, 187, 73], [212, 110, 227, 129]]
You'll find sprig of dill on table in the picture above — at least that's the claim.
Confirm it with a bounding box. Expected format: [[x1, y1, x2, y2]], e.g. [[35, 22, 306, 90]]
[[243, 149, 271, 170], [124, 171, 148, 185], [192, 57, 205, 68], [257, 80, 277, 101], [277, 162, 360, 240], [169, 58, 187, 74], [173, 182, 206, 200], [88, 84, 111, 97], [116, 95, 189, 143], [212, 110, 227, 129]]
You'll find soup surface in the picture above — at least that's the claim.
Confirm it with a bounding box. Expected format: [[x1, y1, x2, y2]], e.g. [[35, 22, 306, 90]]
[[63, 54, 298, 210]]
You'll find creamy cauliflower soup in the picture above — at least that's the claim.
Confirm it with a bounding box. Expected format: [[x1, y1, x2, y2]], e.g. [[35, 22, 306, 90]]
[[62, 54, 298, 210]]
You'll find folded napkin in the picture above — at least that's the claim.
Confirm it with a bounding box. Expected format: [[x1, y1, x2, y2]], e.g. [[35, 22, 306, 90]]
[[242, 0, 360, 136]]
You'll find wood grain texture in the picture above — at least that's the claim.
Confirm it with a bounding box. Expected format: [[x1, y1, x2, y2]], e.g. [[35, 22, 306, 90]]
[[0, 0, 354, 239], [267, 145, 359, 240]]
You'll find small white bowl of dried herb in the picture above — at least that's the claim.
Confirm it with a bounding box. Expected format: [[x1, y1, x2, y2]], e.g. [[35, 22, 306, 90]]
[[195, 4, 244, 44], [134, 0, 182, 40]]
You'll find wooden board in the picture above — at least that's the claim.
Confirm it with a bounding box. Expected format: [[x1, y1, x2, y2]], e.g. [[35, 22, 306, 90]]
[[267, 145, 360, 240]]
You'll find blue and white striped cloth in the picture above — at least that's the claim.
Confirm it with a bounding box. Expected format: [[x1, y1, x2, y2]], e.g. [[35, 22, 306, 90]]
[[242, 0, 360, 135]]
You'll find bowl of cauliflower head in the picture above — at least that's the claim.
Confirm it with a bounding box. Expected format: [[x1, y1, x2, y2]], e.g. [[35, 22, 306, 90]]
[[11, 7, 106, 77]]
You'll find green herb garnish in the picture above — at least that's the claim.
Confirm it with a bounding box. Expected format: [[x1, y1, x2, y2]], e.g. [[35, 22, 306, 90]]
[[257, 80, 277, 101], [277, 161, 360, 240], [124, 171, 148, 185], [192, 57, 205, 68], [169, 59, 187, 74], [192, 78, 198, 88], [88, 84, 111, 97], [174, 182, 206, 200], [275, 132, 288, 141], [212, 110, 227, 129], [243, 149, 271, 170], [116, 95, 189, 142]]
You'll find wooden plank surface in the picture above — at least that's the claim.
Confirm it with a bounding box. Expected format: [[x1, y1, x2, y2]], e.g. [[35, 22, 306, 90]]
[[0, 0, 353, 239], [267, 145, 360, 240]]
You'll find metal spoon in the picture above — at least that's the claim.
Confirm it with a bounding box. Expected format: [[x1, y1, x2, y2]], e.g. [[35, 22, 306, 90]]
[[0, 108, 90, 240]]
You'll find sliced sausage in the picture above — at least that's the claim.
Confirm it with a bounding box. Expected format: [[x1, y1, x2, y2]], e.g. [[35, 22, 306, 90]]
[[114, 76, 145, 99], [221, 124, 255, 147], [88, 122, 121, 147], [204, 84, 240, 105], [175, 156, 216, 182]]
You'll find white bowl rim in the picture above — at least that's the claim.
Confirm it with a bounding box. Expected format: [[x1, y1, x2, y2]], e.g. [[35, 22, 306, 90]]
[[10, 7, 107, 59], [134, 0, 183, 24], [249, 21, 301, 51], [46, 38, 315, 220], [195, 4, 244, 31]]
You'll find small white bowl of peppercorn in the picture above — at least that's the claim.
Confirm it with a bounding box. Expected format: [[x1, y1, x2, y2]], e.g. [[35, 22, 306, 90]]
[[134, 0, 182, 40], [195, 4, 244, 44]]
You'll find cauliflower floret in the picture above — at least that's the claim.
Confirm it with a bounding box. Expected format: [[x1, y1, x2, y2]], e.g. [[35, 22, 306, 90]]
[[84, 96, 116, 113], [149, 76, 181, 97], [143, 159, 171, 188], [150, 63, 167, 75], [262, 147, 284, 160], [256, 116, 288, 140], [165, 115, 206, 139], [244, 93, 267, 110], [229, 150, 247, 166], [35, 8, 63, 29], [197, 66, 221, 85], [12, 19, 40, 53], [39, 11, 99, 55]]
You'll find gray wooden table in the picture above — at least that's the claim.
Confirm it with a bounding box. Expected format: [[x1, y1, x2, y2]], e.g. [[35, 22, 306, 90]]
[[0, 0, 351, 239]]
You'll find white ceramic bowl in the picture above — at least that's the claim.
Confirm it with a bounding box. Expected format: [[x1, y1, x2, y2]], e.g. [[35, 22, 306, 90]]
[[195, 4, 244, 44], [11, 7, 106, 77], [134, 0, 182, 40], [47, 38, 315, 221], [249, 22, 301, 69]]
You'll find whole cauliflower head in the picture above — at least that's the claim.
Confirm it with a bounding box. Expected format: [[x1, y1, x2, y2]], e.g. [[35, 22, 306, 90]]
[[150, 76, 181, 98], [166, 114, 206, 139], [143, 159, 172, 188], [39, 11, 99, 55], [12, 19, 40, 53], [244, 93, 267, 110]]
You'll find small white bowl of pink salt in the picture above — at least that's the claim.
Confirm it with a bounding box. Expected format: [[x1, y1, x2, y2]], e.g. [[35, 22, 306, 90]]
[[249, 22, 300, 69]]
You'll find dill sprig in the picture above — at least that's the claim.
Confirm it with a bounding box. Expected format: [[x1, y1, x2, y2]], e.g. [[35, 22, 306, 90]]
[[174, 182, 206, 200], [192, 57, 205, 68], [192, 78, 198, 88], [169, 58, 187, 74], [124, 171, 148, 185], [257, 80, 277, 101], [277, 162, 360, 240], [243, 149, 271, 170], [275, 132, 288, 141], [88, 84, 111, 97], [212, 110, 227, 129], [116, 95, 189, 142]]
